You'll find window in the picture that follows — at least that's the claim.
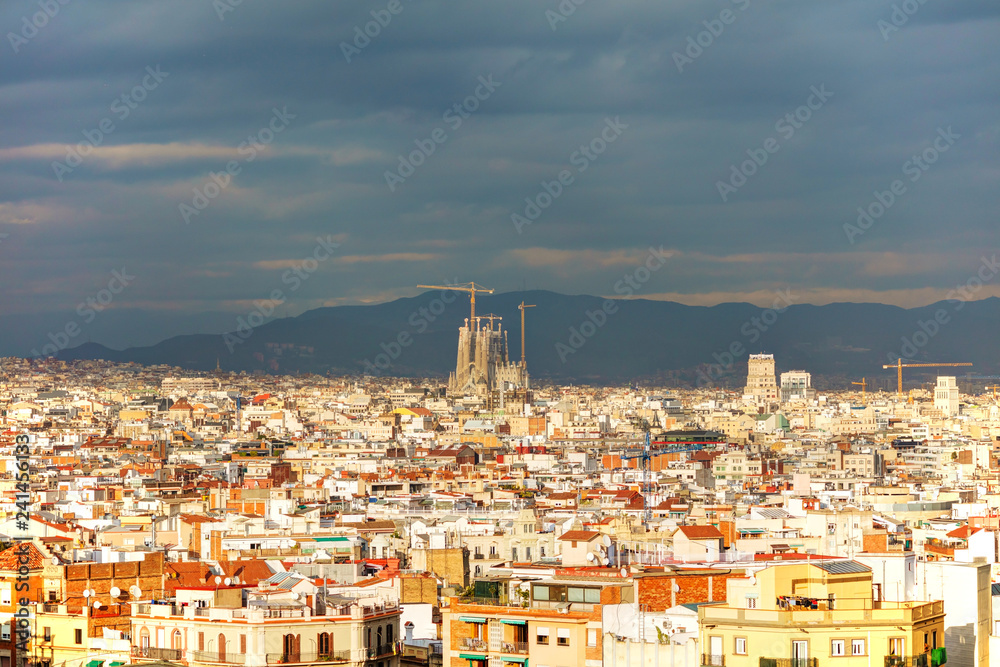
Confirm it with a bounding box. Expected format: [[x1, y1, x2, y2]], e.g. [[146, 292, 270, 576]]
[[557, 629, 570, 647], [852, 639, 866, 656], [199, 632, 205, 651], [525, 547, 532, 561], [735, 637, 747, 655], [536, 628, 549, 645], [831, 640, 845, 657], [746, 597, 757, 609], [43, 627, 51, 642], [0, 589, 10, 606], [48, 591, 57, 602], [75, 629, 83, 645], [540, 546, 546, 557], [512, 548, 518, 561], [1, 624, 9, 641]]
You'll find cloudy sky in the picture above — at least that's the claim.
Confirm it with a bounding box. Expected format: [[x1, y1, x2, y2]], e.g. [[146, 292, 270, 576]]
[[1, 0, 998, 341]]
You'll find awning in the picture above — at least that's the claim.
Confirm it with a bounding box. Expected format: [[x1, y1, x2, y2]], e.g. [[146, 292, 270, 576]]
[[460, 654, 487, 660], [500, 619, 526, 626], [501, 658, 528, 664], [85, 661, 103, 667], [109, 662, 125, 666], [460, 616, 488, 623]]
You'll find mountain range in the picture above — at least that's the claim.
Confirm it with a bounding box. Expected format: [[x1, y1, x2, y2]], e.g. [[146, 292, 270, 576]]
[[50, 290, 1000, 389]]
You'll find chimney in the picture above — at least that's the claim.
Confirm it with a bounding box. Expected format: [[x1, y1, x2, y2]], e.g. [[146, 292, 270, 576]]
[[405, 622, 414, 642]]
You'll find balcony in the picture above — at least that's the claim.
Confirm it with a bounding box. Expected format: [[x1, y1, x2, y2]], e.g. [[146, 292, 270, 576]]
[[366, 643, 401, 659], [885, 656, 928, 667], [191, 650, 247, 665], [266, 652, 352, 664], [133, 646, 184, 661], [700, 599, 945, 627], [702, 654, 724, 667], [501, 642, 528, 654], [760, 660, 818, 667], [461, 638, 488, 651]]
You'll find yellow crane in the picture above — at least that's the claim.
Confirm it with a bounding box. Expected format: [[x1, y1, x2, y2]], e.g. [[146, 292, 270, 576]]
[[986, 385, 1000, 400], [881, 358, 972, 396], [474, 314, 502, 331], [851, 378, 867, 399], [518, 301, 536, 368], [416, 282, 494, 328]]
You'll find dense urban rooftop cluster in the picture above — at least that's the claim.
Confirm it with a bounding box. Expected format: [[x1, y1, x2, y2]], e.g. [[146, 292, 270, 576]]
[[0, 356, 998, 667]]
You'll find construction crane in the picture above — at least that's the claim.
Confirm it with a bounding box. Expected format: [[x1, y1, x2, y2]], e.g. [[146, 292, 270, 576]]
[[986, 385, 1000, 400], [474, 314, 502, 331], [620, 429, 654, 525], [851, 378, 867, 400], [416, 282, 494, 329], [882, 358, 972, 396], [518, 302, 536, 368]]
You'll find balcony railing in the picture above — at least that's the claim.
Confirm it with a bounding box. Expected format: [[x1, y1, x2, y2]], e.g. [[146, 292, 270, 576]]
[[885, 656, 928, 667], [759, 659, 818, 667], [366, 642, 400, 658], [702, 654, 724, 667], [191, 650, 247, 665], [265, 651, 352, 664], [133, 646, 184, 661], [461, 638, 488, 651], [501, 642, 528, 654]]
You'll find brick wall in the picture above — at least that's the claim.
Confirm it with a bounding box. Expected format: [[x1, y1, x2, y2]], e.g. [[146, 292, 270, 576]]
[[401, 576, 438, 605], [637, 571, 744, 611], [862, 530, 888, 553]]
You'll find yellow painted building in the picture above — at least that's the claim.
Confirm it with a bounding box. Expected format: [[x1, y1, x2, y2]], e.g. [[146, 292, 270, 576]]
[[444, 600, 602, 667], [34, 605, 131, 667], [699, 561, 947, 667]]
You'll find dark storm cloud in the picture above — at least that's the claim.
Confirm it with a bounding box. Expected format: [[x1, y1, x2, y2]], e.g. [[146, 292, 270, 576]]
[[0, 0, 998, 353]]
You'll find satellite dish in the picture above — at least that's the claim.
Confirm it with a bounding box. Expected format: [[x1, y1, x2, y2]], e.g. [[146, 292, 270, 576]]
[[601, 556, 609, 566], [51, 557, 60, 566], [621, 567, 629, 578], [110, 587, 121, 598], [586, 552, 596, 563], [233, 577, 241, 585], [671, 582, 680, 593], [93, 601, 102, 609], [215, 576, 223, 585], [224, 578, 232, 586], [603, 535, 612, 548], [130, 585, 142, 598], [83, 590, 91, 598]]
